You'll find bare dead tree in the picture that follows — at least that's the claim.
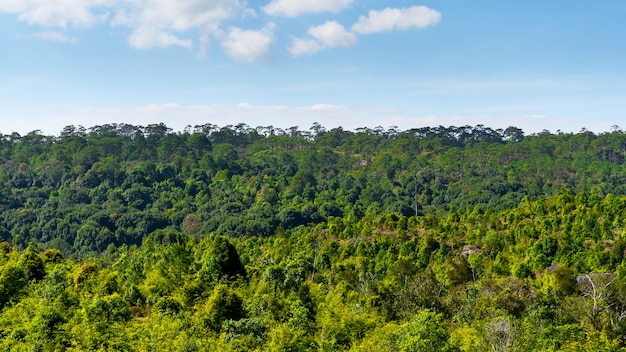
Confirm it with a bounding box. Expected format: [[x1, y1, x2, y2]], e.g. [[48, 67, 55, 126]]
[[486, 316, 516, 352]]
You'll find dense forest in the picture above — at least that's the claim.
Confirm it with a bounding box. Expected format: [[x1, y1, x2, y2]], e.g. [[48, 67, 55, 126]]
[[0, 123, 625, 350]]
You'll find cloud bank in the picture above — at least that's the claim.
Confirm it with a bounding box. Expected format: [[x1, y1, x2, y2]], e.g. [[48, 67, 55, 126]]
[[113, 0, 247, 50], [1, 0, 265, 60], [1, 2, 441, 61]]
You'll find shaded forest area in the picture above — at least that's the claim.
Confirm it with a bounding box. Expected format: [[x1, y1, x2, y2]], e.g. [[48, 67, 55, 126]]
[[0, 123, 625, 350]]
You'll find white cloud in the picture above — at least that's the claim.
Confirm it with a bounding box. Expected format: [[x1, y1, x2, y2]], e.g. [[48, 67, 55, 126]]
[[128, 27, 192, 49], [288, 38, 323, 56], [221, 23, 275, 62], [289, 21, 355, 57], [112, 0, 246, 32], [308, 21, 356, 48], [262, 0, 353, 17], [117, 0, 247, 50], [34, 31, 77, 43], [1, 0, 254, 54], [352, 6, 441, 34], [0, 0, 113, 28], [1, 1, 441, 61]]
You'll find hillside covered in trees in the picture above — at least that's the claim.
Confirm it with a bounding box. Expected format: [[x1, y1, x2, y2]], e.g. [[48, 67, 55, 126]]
[[0, 123, 625, 350]]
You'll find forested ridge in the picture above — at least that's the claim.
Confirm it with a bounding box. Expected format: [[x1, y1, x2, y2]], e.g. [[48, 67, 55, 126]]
[[0, 123, 625, 350]]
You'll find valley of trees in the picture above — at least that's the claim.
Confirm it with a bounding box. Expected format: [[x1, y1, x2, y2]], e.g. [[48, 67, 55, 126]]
[[0, 123, 625, 350]]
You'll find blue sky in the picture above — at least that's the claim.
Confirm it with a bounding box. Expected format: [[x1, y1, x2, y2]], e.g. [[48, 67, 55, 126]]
[[1, 0, 625, 135]]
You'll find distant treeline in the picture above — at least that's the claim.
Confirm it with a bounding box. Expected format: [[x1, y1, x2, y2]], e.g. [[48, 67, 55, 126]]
[[0, 123, 624, 255]]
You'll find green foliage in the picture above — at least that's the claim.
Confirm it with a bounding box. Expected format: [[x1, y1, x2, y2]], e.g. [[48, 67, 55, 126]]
[[153, 296, 182, 315], [0, 261, 28, 306], [531, 236, 558, 270], [0, 123, 624, 349], [74, 261, 99, 288], [86, 294, 131, 323], [0, 123, 624, 254], [200, 235, 246, 284], [203, 284, 245, 332], [223, 317, 267, 342], [41, 248, 65, 264], [396, 310, 457, 352], [28, 307, 67, 348]]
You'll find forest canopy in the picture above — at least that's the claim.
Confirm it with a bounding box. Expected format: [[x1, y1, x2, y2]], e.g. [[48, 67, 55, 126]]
[[0, 123, 625, 350]]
